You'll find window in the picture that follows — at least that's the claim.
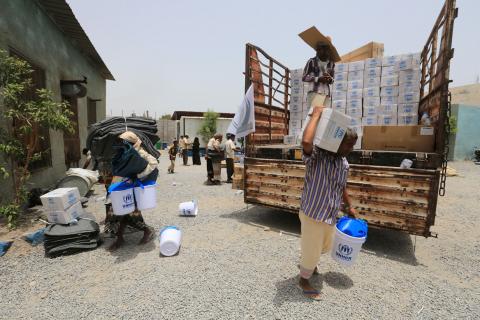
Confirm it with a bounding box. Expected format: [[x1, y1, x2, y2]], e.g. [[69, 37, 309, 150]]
[[9, 49, 52, 171], [87, 98, 97, 126]]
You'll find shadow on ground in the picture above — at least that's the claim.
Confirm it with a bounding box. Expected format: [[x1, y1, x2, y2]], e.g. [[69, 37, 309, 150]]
[[102, 231, 156, 264]]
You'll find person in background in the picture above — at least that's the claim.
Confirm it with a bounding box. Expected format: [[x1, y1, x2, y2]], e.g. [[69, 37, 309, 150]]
[[82, 148, 94, 170], [302, 38, 336, 109], [183, 135, 191, 166], [106, 131, 158, 251], [178, 135, 185, 161], [168, 139, 178, 174], [225, 134, 239, 183], [206, 133, 223, 185], [297, 106, 358, 300], [192, 137, 201, 165]]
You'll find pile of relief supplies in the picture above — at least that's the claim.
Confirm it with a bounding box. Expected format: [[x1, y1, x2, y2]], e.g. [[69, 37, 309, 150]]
[[40, 187, 101, 257]]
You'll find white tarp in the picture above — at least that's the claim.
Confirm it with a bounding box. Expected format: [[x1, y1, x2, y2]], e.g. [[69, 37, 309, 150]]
[[227, 84, 255, 138]]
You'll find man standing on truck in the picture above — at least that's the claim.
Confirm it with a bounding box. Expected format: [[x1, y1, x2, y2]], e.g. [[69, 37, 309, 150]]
[[298, 106, 358, 300]]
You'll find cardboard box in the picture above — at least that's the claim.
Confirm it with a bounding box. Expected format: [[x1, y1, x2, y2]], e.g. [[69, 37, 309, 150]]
[[289, 101, 302, 113], [348, 70, 363, 81], [363, 106, 378, 117], [381, 66, 397, 77], [365, 57, 382, 69], [291, 77, 302, 87], [303, 108, 352, 153], [364, 96, 381, 107], [399, 80, 420, 89], [334, 72, 348, 82], [46, 200, 84, 224], [378, 114, 397, 126], [283, 135, 297, 145], [347, 98, 362, 109], [395, 59, 419, 71], [399, 69, 421, 84], [363, 87, 380, 98], [289, 119, 303, 129], [290, 111, 303, 120], [291, 85, 303, 96], [381, 75, 399, 87], [335, 63, 349, 73], [41, 188, 81, 211], [347, 79, 364, 91], [364, 67, 381, 79], [398, 103, 419, 115], [398, 91, 420, 104], [290, 68, 303, 78], [333, 81, 348, 92], [332, 90, 347, 101], [348, 60, 365, 72], [290, 94, 303, 105], [381, 86, 399, 97], [350, 117, 362, 126], [382, 55, 401, 66], [332, 99, 347, 110], [364, 76, 381, 88], [362, 116, 378, 126], [381, 96, 399, 105], [398, 114, 419, 126], [347, 106, 363, 118], [378, 104, 398, 114], [363, 125, 434, 152], [399, 85, 420, 96], [347, 88, 363, 100]]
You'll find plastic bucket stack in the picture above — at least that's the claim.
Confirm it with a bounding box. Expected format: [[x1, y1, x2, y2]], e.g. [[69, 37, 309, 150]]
[[108, 181, 135, 215], [331, 217, 368, 267], [134, 180, 157, 211], [159, 226, 182, 256]]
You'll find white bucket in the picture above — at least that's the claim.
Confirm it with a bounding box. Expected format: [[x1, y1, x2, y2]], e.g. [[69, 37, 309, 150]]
[[110, 188, 135, 215], [134, 183, 157, 211], [159, 226, 182, 257], [331, 226, 366, 267], [179, 200, 198, 216]]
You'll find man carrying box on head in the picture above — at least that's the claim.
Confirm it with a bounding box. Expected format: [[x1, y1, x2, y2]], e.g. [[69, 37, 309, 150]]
[[300, 26, 341, 109], [298, 105, 358, 300]]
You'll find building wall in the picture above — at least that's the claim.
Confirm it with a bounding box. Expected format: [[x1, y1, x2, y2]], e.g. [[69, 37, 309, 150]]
[[179, 117, 233, 147], [449, 104, 480, 160], [0, 0, 107, 201], [157, 119, 177, 145]]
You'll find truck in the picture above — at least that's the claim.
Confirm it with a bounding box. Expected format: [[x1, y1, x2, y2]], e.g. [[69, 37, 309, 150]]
[[241, 0, 458, 237]]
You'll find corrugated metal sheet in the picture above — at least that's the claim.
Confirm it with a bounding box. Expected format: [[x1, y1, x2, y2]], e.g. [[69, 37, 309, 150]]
[[36, 0, 114, 80]]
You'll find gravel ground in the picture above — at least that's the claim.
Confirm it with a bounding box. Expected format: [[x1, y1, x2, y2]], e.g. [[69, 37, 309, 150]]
[[0, 155, 479, 319]]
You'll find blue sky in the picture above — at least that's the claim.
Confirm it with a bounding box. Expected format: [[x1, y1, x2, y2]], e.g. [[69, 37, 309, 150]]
[[68, 0, 478, 116]]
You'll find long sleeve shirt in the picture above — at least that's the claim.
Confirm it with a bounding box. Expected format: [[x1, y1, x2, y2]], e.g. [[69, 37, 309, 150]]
[[302, 57, 335, 96]]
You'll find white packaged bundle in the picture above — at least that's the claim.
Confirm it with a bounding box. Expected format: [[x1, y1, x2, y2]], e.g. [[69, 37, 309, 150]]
[[333, 81, 348, 92], [348, 60, 365, 72], [348, 70, 363, 81], [364, 76, 381, 88], [398, 114, 419, 126], [332, 90, 347, 101], [290, 94, 303, 105], [362, 116, 378, 126], [291, 85, 303, 96], [290, 68, 303, 78], [363, 87, 380, 98], [347, 89, 363, 100], [365, 57, 382, 69], [347, 98, 362, 109], [291, 77, 302, 87], [364, 67, 381, 79], [363, 106, 378, 117], [398, 103, 419, 114], [381, 66, 397, 77], [381, 96, 399, 105], [347, 79, 364, 91], [335, 63, 349, 73], [378, 114, 398, 126], [290, 111, 303, 120], [283, 135, 297, 145], [350, 117, 362, 127], [290, 101, 302, 113], [41, 188, 81, 211], [381, 86, 399, 97], [382, 55, 401, 66], [399, 85, 420, 96], [399, 69, 421, 84], [289, 119, 303, 130], [398, 91, 420, 104], [364, 96, 381, 107], [347, 106, 363, 118], [381, 75, 399, 87], [334, 72, 348, 82], [379, 104, 398, 115], [332, 99, 347, 110]]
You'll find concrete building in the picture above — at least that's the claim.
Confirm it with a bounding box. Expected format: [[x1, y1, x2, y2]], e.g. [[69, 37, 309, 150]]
[[171, 111, 235, 147], [449, 83, 480, 160], [0, 0, 114, 201]]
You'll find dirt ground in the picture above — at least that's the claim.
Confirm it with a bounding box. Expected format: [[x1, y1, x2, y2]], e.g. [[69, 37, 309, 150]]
[[0, 155, 479, 319]]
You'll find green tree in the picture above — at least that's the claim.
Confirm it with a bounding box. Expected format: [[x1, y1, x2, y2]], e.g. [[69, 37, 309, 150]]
[[198, 109, 219, 143], [160, 114, 172, 120], [0, 50, 74, 229]]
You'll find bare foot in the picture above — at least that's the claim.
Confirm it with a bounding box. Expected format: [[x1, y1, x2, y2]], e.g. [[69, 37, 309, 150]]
[[139, 228, 154, 245], [298, 277, 321, 300], [108, 238, 124, 251]]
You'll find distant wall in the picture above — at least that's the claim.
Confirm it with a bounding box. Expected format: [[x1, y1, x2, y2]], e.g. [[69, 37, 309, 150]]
[[179, 117, 233, 147], [449, 104, 480, 160]]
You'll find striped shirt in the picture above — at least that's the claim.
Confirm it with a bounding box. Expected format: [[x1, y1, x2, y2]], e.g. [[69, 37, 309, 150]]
[[300, 147, 349, 224], [302, 57, 335, 95]]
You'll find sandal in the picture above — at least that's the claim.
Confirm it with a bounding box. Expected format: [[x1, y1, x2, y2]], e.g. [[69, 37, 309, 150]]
[[297, 285, 322, 300]]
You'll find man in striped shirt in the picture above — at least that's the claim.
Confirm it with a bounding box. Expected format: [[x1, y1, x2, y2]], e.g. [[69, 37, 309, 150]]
[[298, 105, 358, 300]]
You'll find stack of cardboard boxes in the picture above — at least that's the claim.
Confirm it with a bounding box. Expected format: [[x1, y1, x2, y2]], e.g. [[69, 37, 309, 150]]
[[40, 187, 84, 224], [285, 68, 311, 145]]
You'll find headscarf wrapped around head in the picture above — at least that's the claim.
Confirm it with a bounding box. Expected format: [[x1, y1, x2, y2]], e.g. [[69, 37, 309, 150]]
[[119, 131, 142, 149]]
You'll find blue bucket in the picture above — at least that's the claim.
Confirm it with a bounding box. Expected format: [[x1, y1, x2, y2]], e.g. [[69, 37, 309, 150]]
[[336, 216, 368, 238]]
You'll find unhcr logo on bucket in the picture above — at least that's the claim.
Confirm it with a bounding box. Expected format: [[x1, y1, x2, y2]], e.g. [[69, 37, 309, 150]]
[[122, 194, 134, 209], [335, 243, 353, 261]]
